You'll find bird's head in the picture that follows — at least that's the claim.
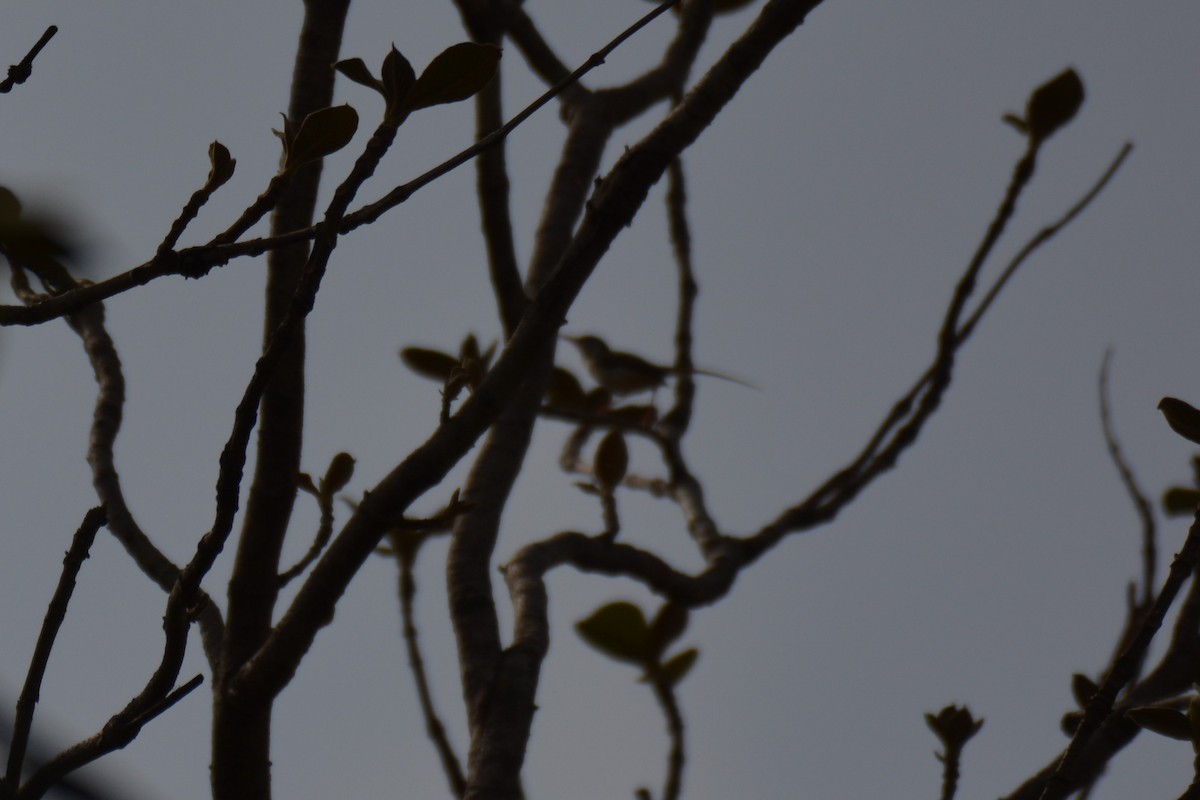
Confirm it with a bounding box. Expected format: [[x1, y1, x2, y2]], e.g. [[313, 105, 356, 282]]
[[564, 334, 610, 362]]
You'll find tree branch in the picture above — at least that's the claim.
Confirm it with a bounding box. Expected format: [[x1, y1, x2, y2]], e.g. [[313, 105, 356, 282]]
[[5, 507, 106, 792]]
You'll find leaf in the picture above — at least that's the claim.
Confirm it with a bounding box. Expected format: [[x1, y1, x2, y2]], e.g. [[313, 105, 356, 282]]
[[594, 430, 629, 490], [658, 648, 699, 687], [547, 367, 588, 409], [297, 472, 318, 496], [404, 43, 501, 112], [282, 104, 359, 173], [1001, 113, 1029, 135], [648, 602, 689, 657], [460, 333, 482, 362], [1071, 673, 1099, 708], [1025, 68, 1084, 143], [400, 346, 460, 382], [382, 46, 416, 117], [575, 601, 652, 665], [1163, 487, 1200, 518], [1128, 707, 1192, 741], [206, 141, 235, 190], [321, 452, 356, 495], [1159, 397, 1200, 445], [335, 58, 384, 95]]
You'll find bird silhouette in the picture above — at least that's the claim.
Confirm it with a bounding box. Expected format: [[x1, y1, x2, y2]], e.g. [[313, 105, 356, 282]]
[[564, 334, 753, 397]]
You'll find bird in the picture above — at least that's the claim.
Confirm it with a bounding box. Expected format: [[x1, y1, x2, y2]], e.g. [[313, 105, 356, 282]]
[[564, 334, 754, 397]]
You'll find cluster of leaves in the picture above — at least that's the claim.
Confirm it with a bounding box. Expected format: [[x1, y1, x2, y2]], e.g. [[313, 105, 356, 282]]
[[336, 43, 501, 123], [576, 601, 699, 689]]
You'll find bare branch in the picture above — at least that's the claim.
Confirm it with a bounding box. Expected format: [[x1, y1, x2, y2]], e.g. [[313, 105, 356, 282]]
[[742, 141, 1133, 563], [18, 675, 203, 800], [5, 506, 106, 790]]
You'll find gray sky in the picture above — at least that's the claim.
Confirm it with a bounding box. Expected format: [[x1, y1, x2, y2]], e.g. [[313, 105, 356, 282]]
[[2, 2, 1199, 798]]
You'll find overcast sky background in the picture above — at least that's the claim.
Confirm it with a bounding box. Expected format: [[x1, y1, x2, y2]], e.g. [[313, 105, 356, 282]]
[[2, 2, 1199, 799]]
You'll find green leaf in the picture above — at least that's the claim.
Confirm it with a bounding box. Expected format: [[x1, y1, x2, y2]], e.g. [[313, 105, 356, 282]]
[[206, 141, 236, 190], [576, 601, 651, 665], [1071, 673, 1099, 708], [404, 43, 501, 112], [658, 648, 699, 687], [1163, 487, 1200, 518], [1128, 706, 1192, 741], [321, 452, 356, 495], [594, 430, 629, 490], [382, 46, 416, 117], [335, 58, 384, 96], [648, 602, 689, 657], [1025, 68, 1084, 143], [400, 346, 460, 382], [1160, 397, 1200, 446], [283, 104, 359, 173]]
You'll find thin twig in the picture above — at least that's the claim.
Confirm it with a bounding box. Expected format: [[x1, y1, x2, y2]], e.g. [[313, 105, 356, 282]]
[[5, 507, 106, 790], [19, 675, 203, 800], [955, 143, 1132, 346], [1099, 348, 1156, 604], [649, 678, 686, 800], [277, 490, 335, 587], [393, 536, 466, 797], [744, 141, 1133, 561], [155, 145, 239, 256], [0, 26, 57, 93]]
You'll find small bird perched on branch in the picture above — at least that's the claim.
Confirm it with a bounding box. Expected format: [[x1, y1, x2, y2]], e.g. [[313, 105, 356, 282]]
[[564, 334, 754, 397]]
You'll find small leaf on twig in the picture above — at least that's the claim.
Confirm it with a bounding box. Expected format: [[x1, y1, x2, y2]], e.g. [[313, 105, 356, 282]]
[[1163, 487, 1200, 518], [1025, 68, 1084, 143], [594, 430, 628, 490], [648, 602, 689, 659], [282, 104, 359, 173], [1128, 706, 1192, 741], [297, 472, 318, 496], [656, 648, 699, 687], [1159, 397, 1200, 445], [400, 346, 460, 382], [403, 43, 501, 112], [576, 601, 652, 665], [206, 141, 236, 190], [335, 58, 385, 95], [321, 452, 356, 495], [382, 46, 416, 117], [1071, 673, 1099, 708]]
